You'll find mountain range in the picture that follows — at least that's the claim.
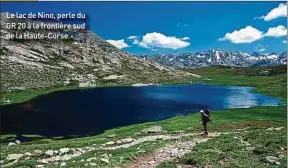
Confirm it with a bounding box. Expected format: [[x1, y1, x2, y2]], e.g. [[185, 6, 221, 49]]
[[137, 49, 287, 68]]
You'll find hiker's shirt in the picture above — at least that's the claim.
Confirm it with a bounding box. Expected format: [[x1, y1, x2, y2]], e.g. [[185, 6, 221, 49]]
[[201, 110, 210, 123]]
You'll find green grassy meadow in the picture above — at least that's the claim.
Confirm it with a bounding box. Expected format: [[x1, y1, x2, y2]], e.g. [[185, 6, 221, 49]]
[[0, 65, 287, 167]]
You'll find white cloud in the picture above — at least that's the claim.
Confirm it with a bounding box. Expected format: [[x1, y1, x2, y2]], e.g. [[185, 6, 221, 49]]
[[256, 3, 287, 21], [258, 48, 266, 52], [133, 39, 139, 44], [127, 35, 140, 44], [254, 44, 267, 52], [127, 36, 137, 40], [180, 37, 190, 40], [218, 26, 263, 43], [264, 25, 287, 37], [138, 32, 190, 50], [106, 39, 129, 49], [283, 40, 287, 44], [253, 16, 264, 20]]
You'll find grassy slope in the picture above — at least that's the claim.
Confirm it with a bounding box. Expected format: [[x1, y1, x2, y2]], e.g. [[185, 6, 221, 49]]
[[158, 128, 287, 168], [157, 65, 287, 168], [1, 65, 287, 168], [182, 65, 287, 101], [1, 84, 118, 105], [1, 106, 286, 167]]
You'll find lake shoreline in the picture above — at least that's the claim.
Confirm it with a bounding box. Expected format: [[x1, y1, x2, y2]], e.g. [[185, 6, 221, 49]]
[[2, 83, 281, 137]]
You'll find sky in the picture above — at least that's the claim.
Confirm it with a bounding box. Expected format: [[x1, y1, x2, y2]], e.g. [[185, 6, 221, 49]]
[[1, 1, 287, 55]]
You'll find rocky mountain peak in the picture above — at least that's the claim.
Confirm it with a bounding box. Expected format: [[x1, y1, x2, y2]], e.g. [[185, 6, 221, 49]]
[[251, 52, 261, 57], [0, 12, 196, 92]]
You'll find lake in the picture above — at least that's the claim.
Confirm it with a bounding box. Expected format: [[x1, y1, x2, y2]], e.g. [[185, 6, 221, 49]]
[[1, 84, 281, 137]]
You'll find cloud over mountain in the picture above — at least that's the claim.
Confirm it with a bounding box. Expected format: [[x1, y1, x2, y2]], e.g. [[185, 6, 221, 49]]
[[127, 36, 138, 40], [264, 25, 287, 37], [107, 39, 130, 49], [138, 32, 190, 50], [218, 26, 263, 44], [219, 25, 287, 44]]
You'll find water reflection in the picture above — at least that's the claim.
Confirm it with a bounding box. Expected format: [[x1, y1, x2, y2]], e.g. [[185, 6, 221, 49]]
[[224, 86, 280, 108]]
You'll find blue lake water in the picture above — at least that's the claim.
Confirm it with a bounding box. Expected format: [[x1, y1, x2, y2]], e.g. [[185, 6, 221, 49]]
[[1, 84, 281, 137]]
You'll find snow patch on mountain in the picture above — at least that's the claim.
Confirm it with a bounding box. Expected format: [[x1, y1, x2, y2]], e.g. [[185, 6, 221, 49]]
[[137, 49, 287, 68]]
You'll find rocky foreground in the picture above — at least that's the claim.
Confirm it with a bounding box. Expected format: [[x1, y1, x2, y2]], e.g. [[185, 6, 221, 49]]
[[1, 125, 286, 168]]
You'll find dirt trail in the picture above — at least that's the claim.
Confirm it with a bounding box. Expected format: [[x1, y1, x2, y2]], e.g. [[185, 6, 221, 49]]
[[101, 133, 197, 150], [123, 132, 226, 168], [3, 130, 245, 168]]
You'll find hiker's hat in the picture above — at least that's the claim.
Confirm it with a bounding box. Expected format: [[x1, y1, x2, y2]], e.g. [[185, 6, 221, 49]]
[[200, 110, 204, 113]]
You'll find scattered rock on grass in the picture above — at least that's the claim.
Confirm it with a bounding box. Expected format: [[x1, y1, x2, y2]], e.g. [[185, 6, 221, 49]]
[[266, 156, 279, 165], [105, 141, 116, 146], [90, 163, 97, 166], [267, 127, 274, 131], [8, 142, 16, 146], [122, 138, 135, 143], [38, 159, 49, 164], [246, 147, 255, 151], [107, 134, 116, 138], [142, 126, 163, 133], [7, 154, 24, 161], [267, 127, 284, 131], [24, 152, 32, 156], [34, 150, 43, 156], [274, 127, 284, 131], [45, 150, 54, 156], [59, 148, 70, 155], [60, 162, 66, 167], [101, 158, 110, 163], [62, 154, 74, 160], [101, 153, 109, 158], [223, 157, 233, 162], [87, 157, 97, 162], [278, 154, 285, 159], [15, 140, 21, 144]]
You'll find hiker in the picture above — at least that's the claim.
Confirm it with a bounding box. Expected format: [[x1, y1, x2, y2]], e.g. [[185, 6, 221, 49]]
[[200, 109, 211, 135]]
